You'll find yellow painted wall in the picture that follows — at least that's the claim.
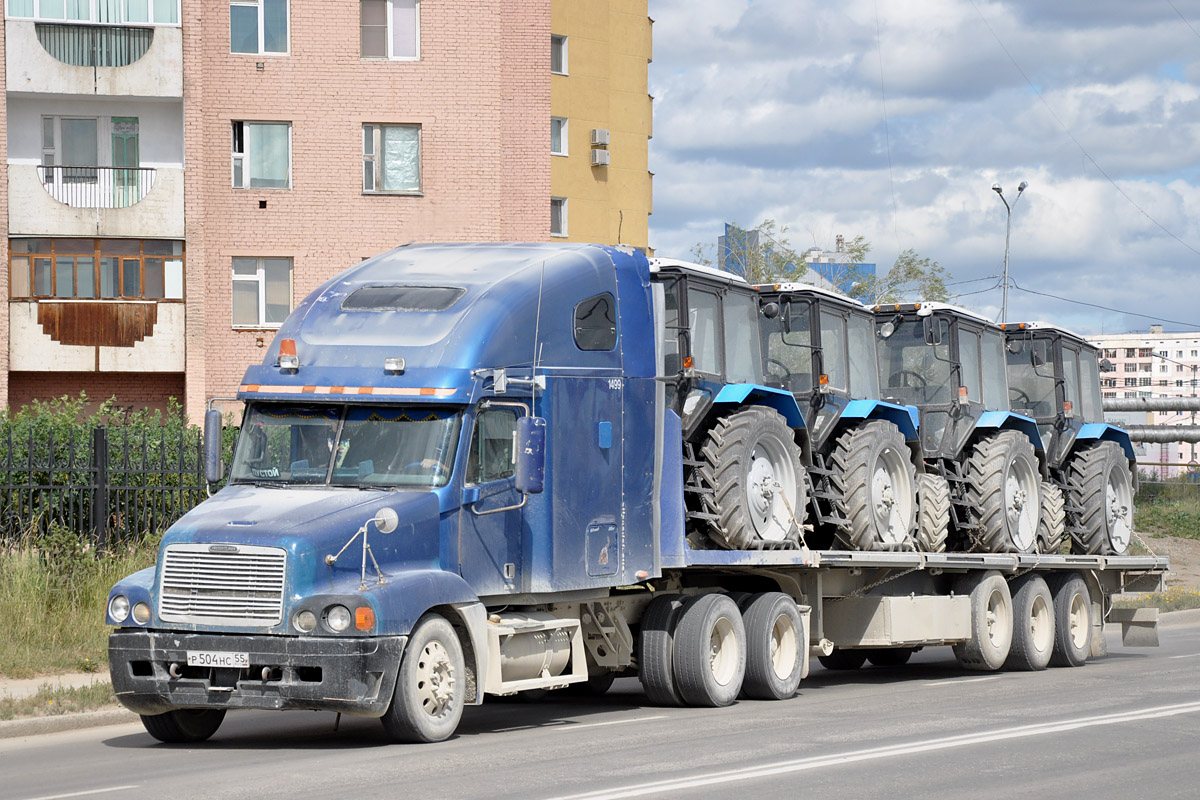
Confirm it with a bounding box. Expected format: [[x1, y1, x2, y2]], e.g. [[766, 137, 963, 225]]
[[551, 0, 653, 250]]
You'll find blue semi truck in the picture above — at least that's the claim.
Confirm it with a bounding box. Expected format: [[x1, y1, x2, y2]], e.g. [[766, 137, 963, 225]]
[[105, 243, 1167, 743]]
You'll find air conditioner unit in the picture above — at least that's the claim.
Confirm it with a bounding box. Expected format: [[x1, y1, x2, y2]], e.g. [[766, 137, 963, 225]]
[[590, 149, 611, 167], [590, 129, 610, 146]]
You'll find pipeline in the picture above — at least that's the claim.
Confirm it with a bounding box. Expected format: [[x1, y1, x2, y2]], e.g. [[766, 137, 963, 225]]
[[1103, 397, 1200, 412], [1122, 426, 1200, 443]]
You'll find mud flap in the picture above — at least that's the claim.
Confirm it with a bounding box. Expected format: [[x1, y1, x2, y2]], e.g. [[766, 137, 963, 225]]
[[1108, 607, 1160, 647]]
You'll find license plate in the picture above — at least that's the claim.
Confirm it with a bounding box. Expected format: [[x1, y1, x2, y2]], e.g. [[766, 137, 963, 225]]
[[186, 650, 250, 668]]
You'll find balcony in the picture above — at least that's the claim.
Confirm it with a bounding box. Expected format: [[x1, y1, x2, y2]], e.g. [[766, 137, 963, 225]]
[[9, 300, 184, 372], [9, 163, 184, 239], [5, 19, 182, 97]]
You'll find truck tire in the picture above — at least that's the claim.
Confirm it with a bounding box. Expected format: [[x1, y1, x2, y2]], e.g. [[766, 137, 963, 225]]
[[865, 647, 915, 667], [965, 431, 1039, 554], [1037, 482, 1067, 554], [698, 407, 805, 549], [1046, 573, 1092, 667], [638, 593, 687, 706], [1004, 574, 1055, 671], [380, 614, 465, 743], [140, 709, 226, 743], [741, 592, 805, 700], [830, 421, 917, 551], [672, 594, 746, 707], [1067, 442, 1134, 556], [915, 473, 950, 553], [817, 648, 867, 670], [952, 570, 1013, 671]]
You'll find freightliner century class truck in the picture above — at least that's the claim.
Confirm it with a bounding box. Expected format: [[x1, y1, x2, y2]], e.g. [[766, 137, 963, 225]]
[[105, 243, 1167, 744]]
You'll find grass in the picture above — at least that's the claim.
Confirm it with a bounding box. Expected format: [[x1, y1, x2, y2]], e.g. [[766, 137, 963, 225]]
[[1113, 586, 1200, 613], [1135, 485, 1200, 541], [0, 681, 119, 722], [0, 528, 159, 678]]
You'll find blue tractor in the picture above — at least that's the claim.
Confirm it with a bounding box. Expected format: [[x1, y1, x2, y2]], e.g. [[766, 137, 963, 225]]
[[1001, 322, 1136, 555]]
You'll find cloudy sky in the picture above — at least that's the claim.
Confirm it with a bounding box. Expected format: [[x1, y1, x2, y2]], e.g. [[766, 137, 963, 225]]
[[647, 0, 1200, 335]]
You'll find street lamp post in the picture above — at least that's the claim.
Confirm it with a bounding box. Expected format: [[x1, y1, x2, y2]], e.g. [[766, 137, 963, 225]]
[[992, 180, 1027, 323]]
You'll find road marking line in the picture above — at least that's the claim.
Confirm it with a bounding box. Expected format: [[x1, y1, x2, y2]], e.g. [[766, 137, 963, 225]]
[[1169, 653, 1200, 659], [923, 676, 1002, 686], [23, 787, 139, 800], [543, 701, 1200, 800], [493, 715, 666, 734]]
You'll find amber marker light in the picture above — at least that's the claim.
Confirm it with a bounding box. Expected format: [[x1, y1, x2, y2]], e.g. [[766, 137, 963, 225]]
[[278, 338, 299, 370], [355, 606, 376, 631], [682, 356, 695, 368]]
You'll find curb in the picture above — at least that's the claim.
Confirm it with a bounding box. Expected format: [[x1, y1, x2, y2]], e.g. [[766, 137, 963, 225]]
[[1158, 607, 1200, 628], [0, 707, 137, 740]]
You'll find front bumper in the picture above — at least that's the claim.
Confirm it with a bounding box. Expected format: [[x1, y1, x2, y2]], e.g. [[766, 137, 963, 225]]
[[108, 630, 406, 717]]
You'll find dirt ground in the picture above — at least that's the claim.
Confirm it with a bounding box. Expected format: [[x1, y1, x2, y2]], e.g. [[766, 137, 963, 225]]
[[1136, 534, 1200, 589]]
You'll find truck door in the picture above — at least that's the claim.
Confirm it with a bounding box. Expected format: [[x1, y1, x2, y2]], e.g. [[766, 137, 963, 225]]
[[458, 403, 526, 595]]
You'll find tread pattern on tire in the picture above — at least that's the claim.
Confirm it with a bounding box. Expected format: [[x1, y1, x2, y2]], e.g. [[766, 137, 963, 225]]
[[741, 592, 805, 700], [964, 431, 1039, 554], [1003, 574, 1054, 672], [638, 593, 686, 706], [829, 421, 916, 551], [1037, 482, 1066, 554], [915, 473, 950, 553], [1046, 572, 1092, 668], [380, 614, 466, 743], [952, 570, 1013, 671], [672, 594, 746, 707], [1066, 442, 1133, 556]]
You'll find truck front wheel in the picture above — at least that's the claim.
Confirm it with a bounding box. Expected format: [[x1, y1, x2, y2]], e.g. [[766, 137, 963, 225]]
[[140, 709, 226, 743], [381, 614, 466, 743]]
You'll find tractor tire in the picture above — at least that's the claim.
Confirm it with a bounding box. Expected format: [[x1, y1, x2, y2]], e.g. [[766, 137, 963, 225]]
[[1037, 482, 1066, 554], [1067, 442, 1134, 555], [698, 407, 805, 549], [140, 709, 226, 744], [915, 473, 950, 553], [638, 593, 687, 706], [964, 431, 1040, 554], [829, 421, 916, 550], [817, 648, 867, 671], [672, 594, 746, 707], [741, 592, 805, 700], [1046, 573, 1092, 668], [1004, 574, 1055, 672], [952, 570, 1013, 671], [380, 614, 466, 743]]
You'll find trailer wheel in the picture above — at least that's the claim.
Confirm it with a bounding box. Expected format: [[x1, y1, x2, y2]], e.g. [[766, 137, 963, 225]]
[[1046, 573, 1092, 667], [1004, 574, 1055, 671], [965, 431, 1039, 553], [638, 593, 687, 706], [830, 421, 917, 550], [741, 592, 805, 700], [866, 647, 915, 667], [915, 473, 950, 553], [699, 407, 805, 549], [140, 709, 226, 744], [672, 594, 746, 707], [380, 614, 465, 743], [1067, 442, 1133, 556], [817, 648, 867, 670], [952, 570, 1013, 671], [1037, 482, 1067, 554]]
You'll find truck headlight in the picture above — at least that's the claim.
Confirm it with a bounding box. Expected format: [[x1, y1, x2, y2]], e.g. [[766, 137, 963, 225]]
[[132, 602, 151, 625], [109, 595, 130, 623], [293, 610, 317, 633], [325, 605, 352, 632]]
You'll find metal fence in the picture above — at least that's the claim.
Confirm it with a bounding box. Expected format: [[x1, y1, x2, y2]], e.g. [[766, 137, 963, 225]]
[[0, 425, 205, 549]]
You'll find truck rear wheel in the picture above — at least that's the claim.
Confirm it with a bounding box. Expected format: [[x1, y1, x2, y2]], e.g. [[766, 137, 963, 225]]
[[381, 614, 465, 743], [952, 570, 1013, 671], [915, 473, 950, 553], [830, 421, 916, 551], [1037, 482, 1066, 554], [1067, 442, 1133, 556], [817, 648, 867, 670], [1047, 573, 1092, 667], [140, 709, 226, 743], [866, 647, 915, 667], [672, 594, 746, 707], [965, 431, 1039, 554], [1004, 574, 1055, 671], [699, 407, 805, 549], [638, 593, 687, 706], [741, 592, 805, 700]]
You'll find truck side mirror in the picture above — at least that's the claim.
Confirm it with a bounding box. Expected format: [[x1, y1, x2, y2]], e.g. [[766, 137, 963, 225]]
[[203, 409, 225, 484], [922, 316, 943, 346], [515, 416, 546, 494]]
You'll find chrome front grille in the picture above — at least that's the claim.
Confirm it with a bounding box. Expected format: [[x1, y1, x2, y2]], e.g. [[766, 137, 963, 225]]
[[159, 544, 287, 626]]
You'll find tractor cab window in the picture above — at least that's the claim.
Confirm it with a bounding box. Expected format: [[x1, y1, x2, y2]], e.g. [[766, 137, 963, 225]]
[[763, 299, 813, 394], [876, 316, 952, 405], [1062, 345, 1081, 414], [661, 280, 681, 375], [959, 327, 982, 403], [847, 312, 879, 399], [820, 309, 848, 391], [981, 330, 1008, 410], [1006, 337, 1056, 419], [724, 291, 764, 384], [687, 287, 721, 376], [1078, 348, 1103, 422]]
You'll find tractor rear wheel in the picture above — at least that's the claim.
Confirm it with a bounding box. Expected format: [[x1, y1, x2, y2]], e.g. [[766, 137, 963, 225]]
[[965, 431, 1039, 553], [915, 473, 950, 553], [1067, 442, 1133, 555], [1037, 482, 1066, 554], [830, 421, 916, 550]]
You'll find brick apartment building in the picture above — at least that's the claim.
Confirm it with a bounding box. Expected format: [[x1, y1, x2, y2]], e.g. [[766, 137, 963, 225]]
[[1, 0, 652, 422]]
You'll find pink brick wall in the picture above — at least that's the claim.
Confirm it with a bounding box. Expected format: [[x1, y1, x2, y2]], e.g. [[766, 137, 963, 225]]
[[0, 21, 9, 411]]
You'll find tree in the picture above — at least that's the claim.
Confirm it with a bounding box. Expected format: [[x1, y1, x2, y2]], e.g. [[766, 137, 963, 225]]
[[690, 219, 807, 285], [864, 249, 951, 304]]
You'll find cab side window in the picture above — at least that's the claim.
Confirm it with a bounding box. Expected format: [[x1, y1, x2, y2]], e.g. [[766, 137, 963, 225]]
[[466, 407, 518, 484], [574, 292, 617, 351]]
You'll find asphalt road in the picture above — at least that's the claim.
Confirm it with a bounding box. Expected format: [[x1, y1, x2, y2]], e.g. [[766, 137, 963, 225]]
[[5, 624, 1200, 800]]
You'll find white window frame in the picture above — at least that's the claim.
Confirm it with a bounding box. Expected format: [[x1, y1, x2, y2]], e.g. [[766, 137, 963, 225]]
[[362, 123, 422, 194], [551, 34, 567, 74], [551, 117, 567, 156], [231, 121, 292, 190], [230, 0, 289, 56], [551, 197, 567, 237], [6, 0, 181, 25], [232, 257, 292, 329], [360, 0, 420, 61]]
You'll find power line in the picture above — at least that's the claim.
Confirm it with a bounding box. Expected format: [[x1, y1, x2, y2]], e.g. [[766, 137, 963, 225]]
[[947, 274, 1000, 286], [1009, 278, 1200, 328], [1166, 0, 1200, 42]]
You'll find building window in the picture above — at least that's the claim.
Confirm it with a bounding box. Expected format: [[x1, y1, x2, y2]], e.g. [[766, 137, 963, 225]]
[[1124, 378, 1137, 387], [230, 0, 288, 55], [360, 0, 418, 60], [551, 34, 567, 74], [232, 257, 291, 328], [1179, 365, 1187, 372], [1157, 351, 1168, 358], [1177, 380, 1185, 387], [1123, 363, 1137, 373], [1103, 349, 1117, 358], [1161, 365, 1169, 373], [551, 117, 567, 156], [1139, 377, 1151, 387], [1124, 348, 1136, 358], [9, 238, 184, 300], [1139, 348, 1153, 357], [231, 121, 290, 189], [1192, 350, 1197, 357], [1103, 392, 1116, 398], [551, 197, 567, 237], [1139, 363, 1152, 372], [362, 124, 421, 193], [7, 0, 180, 24], [1159, 379, 1168, 386]]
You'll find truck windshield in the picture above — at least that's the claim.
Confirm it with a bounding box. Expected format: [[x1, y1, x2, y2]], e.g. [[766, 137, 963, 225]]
[[229, 403, 462, 488], [876, 317, 951, 405], [1005, 338, 1056, 419]]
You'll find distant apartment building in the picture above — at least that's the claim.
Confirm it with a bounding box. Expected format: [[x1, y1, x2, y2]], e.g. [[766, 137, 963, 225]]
[[2, 0, 653, 422], [1088, 324, 1200, 479]]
